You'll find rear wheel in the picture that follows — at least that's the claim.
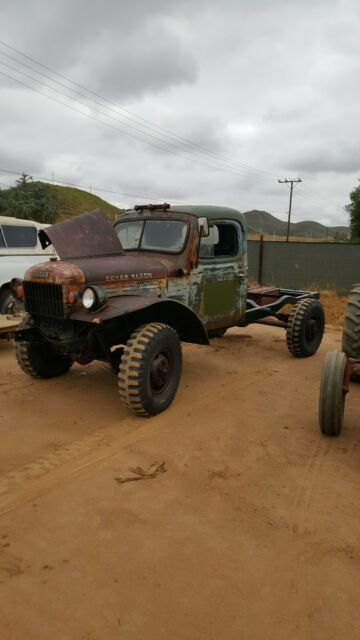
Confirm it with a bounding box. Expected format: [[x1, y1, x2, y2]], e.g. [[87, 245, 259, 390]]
[[15, 316, 73, 379], [319, 351, 347, 436], [286, 298, 325, 357], [118, 323, 182, 417]]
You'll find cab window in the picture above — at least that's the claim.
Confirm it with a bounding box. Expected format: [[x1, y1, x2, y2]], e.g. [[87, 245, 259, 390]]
[[1, 224, 37, 248], [115, 219, 188, 253]]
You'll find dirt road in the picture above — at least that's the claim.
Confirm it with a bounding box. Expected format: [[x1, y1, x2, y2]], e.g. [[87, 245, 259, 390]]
[[0, 325, 359, 640]]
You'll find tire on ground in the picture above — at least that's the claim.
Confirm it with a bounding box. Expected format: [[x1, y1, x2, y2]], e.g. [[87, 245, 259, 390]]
[[0, 289, 15, 315], [341, 284, 360, 381], [319, 350, 347, 436], [286, 298, 325, 357], [15, 315, 73, 379], [118, 322, 182, 417], [208, 328, 227, 339]]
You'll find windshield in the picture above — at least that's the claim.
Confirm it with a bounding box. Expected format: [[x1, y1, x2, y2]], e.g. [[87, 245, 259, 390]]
[[115, 219, 188, 253]]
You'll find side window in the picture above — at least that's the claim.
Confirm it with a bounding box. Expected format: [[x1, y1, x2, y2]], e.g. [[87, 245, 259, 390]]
[[199, 222, 239, 259], [0, 229, 5, 248], [214, 223, 238, 257], [1, 224, 37, 248]]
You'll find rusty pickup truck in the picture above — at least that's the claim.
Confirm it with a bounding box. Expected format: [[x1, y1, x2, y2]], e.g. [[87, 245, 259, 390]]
[[12, 203, 324, 416]]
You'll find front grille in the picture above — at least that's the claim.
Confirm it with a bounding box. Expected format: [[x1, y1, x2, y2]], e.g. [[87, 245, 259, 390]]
[[24, 281, 65, 318]]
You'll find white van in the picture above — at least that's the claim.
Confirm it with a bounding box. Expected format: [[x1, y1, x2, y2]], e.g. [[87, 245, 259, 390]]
[[0, 216, 56, 313]]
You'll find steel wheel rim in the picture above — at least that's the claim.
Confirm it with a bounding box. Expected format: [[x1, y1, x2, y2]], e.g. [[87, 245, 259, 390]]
[[305, 317, 319, 342], [150, 348, 174, 395]]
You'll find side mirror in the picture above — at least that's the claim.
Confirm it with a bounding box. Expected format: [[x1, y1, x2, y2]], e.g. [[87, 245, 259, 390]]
[[201, 225, 219, 246], [198, 217, 209, 237]]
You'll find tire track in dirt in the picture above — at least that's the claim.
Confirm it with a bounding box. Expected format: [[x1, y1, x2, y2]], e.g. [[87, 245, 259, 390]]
[[0, 372, 261, 518], [291, 436, 330, 537]]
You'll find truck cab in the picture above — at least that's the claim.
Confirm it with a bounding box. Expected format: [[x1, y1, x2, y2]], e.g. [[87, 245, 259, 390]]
[[114, 204, 248, 333]]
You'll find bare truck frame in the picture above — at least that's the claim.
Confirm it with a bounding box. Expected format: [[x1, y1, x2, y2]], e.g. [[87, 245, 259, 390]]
[[12, 204, 325, 416]]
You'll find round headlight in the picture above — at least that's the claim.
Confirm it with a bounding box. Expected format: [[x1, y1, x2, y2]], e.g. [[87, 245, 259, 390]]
[[82, 287, 96, 309]]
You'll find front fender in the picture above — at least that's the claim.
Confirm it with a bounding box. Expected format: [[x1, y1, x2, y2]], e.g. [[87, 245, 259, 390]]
[[70, 295, 209, 345]]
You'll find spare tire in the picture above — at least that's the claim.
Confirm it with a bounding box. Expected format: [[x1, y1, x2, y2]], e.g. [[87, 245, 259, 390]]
[[286, 298, 325, 357]]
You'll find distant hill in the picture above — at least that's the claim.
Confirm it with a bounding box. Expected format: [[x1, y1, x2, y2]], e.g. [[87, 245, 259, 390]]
[[47, 184, 124, 222], [244, 209, 349, 240], [0, 182, 350, 239]]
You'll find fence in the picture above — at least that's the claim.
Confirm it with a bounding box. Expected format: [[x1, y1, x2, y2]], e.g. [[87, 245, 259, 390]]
[[247, 238, 360, 294]]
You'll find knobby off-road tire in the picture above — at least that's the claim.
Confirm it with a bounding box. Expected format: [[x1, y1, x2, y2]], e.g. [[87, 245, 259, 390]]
[[341, 284, 360, 382], [342, 284, 360, 358], [319, 351, 347, 436], [15, 316, 73, 379], [118, 323, 182, 417], [286, 298, 325, 357], [0, 289, 15, 315]]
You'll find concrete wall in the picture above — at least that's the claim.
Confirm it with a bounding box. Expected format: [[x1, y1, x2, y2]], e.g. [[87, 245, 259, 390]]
[[248, 240, 360, 293]]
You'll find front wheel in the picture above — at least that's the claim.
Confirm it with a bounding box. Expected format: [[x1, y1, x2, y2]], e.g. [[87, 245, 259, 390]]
[[286, 298, 325, 357], [118, 323, 182, 417], [15, 316, 73, 379], [208, 328, 227, 339], [0, 289, 16, 315], [319, 351, 347, 436]]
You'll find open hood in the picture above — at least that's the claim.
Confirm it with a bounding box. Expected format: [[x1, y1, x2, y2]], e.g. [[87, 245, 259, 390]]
[[38, 209, 125, 259]]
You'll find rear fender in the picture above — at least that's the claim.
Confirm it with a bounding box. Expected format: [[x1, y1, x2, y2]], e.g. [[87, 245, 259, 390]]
[[70, 296, 209, 345]]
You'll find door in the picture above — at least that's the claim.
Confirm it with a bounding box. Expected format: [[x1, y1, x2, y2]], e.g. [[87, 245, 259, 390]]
[[189, 220, 247, 330]]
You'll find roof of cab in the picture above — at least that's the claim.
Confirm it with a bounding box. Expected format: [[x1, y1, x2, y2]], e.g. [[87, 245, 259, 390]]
[[124, 204, 247, 231], [0, 215, 49, 229]]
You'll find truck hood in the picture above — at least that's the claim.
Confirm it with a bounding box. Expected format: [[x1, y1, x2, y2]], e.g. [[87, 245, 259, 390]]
[[25, 253, 168, 285], [69, 254, 168, 283], [38, 209, 124, 259]]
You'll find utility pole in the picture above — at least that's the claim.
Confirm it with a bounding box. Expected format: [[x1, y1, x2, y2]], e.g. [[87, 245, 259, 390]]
[[278, 177, 302, 241]]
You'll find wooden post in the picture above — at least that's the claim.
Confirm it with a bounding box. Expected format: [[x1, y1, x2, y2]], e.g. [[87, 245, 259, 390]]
[[258, 234, 264, 285]]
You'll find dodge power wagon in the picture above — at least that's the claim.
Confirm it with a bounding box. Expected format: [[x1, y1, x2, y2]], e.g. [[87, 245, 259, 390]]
[[12, 204, 325, 416]]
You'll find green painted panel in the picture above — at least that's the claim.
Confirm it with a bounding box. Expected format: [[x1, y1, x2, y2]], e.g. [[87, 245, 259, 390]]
[[202, 278, 237, 317]]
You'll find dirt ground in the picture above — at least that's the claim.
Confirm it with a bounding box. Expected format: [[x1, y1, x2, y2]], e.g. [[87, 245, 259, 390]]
[[0, 324, 360, 640]]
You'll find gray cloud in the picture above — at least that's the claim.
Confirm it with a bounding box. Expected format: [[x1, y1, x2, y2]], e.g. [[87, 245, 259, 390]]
[[0, 0, 359, 226]]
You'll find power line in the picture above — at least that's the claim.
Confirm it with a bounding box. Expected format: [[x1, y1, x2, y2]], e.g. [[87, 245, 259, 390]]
[[0, 168, 178, 203], [0, 50, 274, 181], [1, 66, 277, 183], [0, 38, 284, 181]]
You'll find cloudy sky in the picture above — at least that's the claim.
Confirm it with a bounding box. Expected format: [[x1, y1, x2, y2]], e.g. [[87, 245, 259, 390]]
[[0, 0, 359, 227]]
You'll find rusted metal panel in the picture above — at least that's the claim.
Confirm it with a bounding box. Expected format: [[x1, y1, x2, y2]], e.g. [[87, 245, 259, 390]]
[[25, 260, 86, 285], [247, 286, 281, 306], [70, 294, 161, 321], [39, 209, 124, 259], [71, 254, 167, 284], [69, 296, 209, 345]]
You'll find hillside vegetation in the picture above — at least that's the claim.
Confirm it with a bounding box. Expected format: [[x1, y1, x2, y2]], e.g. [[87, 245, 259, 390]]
[[48, 184, 124, 222], [0, 180, 124, 224]]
